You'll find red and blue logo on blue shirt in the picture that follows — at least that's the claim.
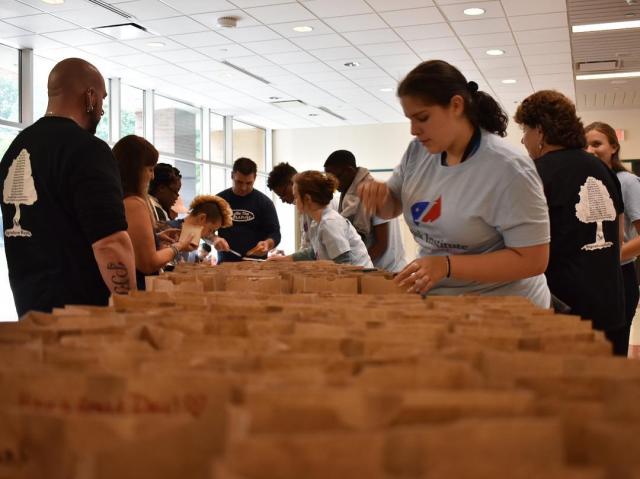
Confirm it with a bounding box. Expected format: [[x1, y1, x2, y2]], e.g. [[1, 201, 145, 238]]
[[411, 197, 442, 225]]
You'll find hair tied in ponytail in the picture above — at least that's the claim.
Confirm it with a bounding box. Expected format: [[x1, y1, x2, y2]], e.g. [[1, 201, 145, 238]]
[[467, 81, 479, 94]]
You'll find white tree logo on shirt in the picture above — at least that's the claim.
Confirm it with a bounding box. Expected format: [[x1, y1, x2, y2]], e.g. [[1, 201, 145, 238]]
[[3, 149, 38, 238], [575, 176, 616, 251]]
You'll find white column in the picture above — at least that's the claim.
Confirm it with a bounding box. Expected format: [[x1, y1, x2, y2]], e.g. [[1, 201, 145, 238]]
[[202, 108, 211, 193], [224, 115, 233, 165], [144, 89, 154, 142], [109, 77, 121, 142], [265, 127, 273, 172], [19, 48, 33, 127]]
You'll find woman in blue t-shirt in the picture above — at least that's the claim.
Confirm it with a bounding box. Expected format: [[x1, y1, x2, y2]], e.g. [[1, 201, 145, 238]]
[[358, 60, 551, 308]]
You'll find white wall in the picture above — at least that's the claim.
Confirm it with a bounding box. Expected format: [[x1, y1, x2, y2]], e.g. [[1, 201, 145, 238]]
[[579, 109, 640, 160]]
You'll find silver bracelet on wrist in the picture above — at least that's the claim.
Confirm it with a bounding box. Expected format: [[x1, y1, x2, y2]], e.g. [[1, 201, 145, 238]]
[[169, 244, 179, 260]]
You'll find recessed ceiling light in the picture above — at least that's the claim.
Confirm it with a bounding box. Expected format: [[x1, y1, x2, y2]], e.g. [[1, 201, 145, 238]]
[[146, 41, 165, 47], [41, 0, 65, 4], [576, 71, 640, 80], [344, 61, 360, 67], [501, 79, 517, 84], [293, 25, 313, 33], [572, 19, 640, 33], [486, 49, 505, 56], [380, 87, 393, 92], [463, 7, 485, 16]]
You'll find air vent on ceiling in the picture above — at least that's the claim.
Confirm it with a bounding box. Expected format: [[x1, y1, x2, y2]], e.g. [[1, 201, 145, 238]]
[[94, 23, 150, 40], [221, 61, 271, 85], [87, 0, 132, 18], [270, 99, 347, 121], [576, 60, 621, 72], [317, 106, 347, 121]]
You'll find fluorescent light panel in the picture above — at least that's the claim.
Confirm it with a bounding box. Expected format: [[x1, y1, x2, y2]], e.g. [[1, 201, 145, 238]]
[[576, 71, 640, 80], [572, 19, 640, 33]]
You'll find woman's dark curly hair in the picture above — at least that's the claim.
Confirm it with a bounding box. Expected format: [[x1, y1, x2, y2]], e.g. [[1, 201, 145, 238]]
[[514, 90, 586, 149]]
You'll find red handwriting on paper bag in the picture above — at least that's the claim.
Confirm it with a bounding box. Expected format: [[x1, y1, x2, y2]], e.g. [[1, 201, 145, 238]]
[[17, 391, 208, 418]]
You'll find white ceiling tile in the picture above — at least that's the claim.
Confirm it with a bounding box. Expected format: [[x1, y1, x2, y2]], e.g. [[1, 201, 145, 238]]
[[514, 28, 569, 44], [169, 31, 231, 48], [269, 20, 333, 37], [244, 38, 299, 54], [370, 53, 421, 68], [475, 64, 527, 77], [283, 61, 334, 74], [475, 56, 524, 70], [15, 0, 91, 12], [451, 18, 509, 36], [408, 37, 463, 52], [163, 72, 210, 85], [342, 28, 401, 45], [2, 34, 66, 50], [310, 46, 362, 61], [53, 6, 130, 27], [3, 14, 77, 34], [264, 50, 317, 64], [291, 33, 349, 49], [115, 0, 180, 20], [526, 62, 573, 75], [167, 0, 236, 14], [325, 57, 377, 70], [508, 12, 568, 32], [439, 1, 504, 21], [111, 52, 166, 67], [144, 16, 209, 35], [299, 71, 347, 82], [522, 52, 571, 66], [324, 13, 387, 32], [245, 3, 316, 23], [0, 0, 40, 17], [191, 11, 261, 28], [218, 25, 282, 42], [460, 32, 515, 48], [354, 76, 395, 88], [43, 28, 111, 46], [81, 42, 140, 57], [359, 42, 415, 57], [302, 0, 373, 18], [340, 66, 388, 79], [137, 62, 190, 76], [0, 21, 31, 38], [152, 48, 211, 63], [198, 44, 255, 59], [249, 64, 292, 78], [518, 41, 570, 55], [394, 23, 454, 40], [379, 7, 445, 27], [33, 46, 85, 62], [366, 0, 434, 10], [500, 0, 566, 16], [179, 59, 229, 72]]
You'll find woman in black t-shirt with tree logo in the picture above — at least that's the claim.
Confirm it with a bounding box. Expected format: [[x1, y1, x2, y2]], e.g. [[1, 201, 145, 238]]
[[514, 91, 627, 355]]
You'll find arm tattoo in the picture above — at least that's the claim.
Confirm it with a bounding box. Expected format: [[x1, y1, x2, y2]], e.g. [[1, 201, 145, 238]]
[[107, 262, 131, 294]]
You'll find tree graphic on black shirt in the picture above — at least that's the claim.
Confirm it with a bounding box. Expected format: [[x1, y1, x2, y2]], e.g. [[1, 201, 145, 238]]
[[3, 148, 37, 238], [575, 176, 615, 251]]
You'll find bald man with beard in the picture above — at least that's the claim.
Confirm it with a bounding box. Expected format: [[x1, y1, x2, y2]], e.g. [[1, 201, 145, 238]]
[[0, 58, 136, 316]]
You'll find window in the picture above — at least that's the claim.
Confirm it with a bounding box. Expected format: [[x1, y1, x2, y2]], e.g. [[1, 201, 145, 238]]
[[233, 120, 265, 171], [154, 95, 201, 160], [210, 112, 224, 164], [174, 159, 197, 212], [120, 84, 144, 137], [0, 44, 20, 123], [0, 125, 20, 322], [33, 55, 55, 120], [95, 80, 110, 143], [211, 165, 227, 195]]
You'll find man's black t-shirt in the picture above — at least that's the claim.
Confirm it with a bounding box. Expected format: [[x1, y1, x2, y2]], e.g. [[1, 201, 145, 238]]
[[216, 188, 281, 262], [0, 116, 127, 316], [535, 148, 625, 331]]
